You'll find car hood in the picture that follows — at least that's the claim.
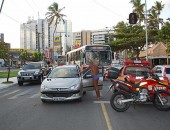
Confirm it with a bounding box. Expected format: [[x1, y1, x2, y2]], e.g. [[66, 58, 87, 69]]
[[19, 69, 40, 73], [42, 78, 81, 88]]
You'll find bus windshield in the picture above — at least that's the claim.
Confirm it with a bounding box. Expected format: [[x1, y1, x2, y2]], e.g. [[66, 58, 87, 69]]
[[85, 51, 112, 66]]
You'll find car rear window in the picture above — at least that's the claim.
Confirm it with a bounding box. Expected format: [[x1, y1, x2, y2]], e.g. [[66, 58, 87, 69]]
[[166, 68, 170, 74], [124, 67, 151, 76]]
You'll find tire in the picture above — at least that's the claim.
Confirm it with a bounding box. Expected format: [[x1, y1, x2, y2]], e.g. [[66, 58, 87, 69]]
[[153, 90, 170, 111], [110, 91, 131, 112], [18, 81, 23, 86], [76, 97, 82, 102], [41, 99, 47, 103]]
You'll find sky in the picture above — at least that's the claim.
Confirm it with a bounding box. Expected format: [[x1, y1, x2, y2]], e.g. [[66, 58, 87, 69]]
[[0, 0, 170, 48]]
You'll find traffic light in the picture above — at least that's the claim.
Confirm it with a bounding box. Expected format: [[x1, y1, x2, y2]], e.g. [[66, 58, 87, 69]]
[[129, 13, 138, 24]]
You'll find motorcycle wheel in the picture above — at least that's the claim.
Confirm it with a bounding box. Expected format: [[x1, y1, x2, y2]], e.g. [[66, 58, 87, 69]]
[[153, 90, 170, 111], [110, 91, 131, 112]]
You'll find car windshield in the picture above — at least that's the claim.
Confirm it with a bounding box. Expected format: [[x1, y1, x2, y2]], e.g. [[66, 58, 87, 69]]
[[124, 67, 151, 76], [23, 63, 41, 70], [48, 67, 78, 78]]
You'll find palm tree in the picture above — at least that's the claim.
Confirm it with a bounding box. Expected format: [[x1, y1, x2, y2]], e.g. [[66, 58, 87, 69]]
[[152, 1, 164, 29], [148, 8, 158, 29], [130, 0, 145, 24], [46, 2, 66, 43]]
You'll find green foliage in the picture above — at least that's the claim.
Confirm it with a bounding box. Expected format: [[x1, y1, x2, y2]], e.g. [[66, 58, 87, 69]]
[[0, 71, 18, 78], [46, 2, 66, 32], [31, 52, 43, 62], [0, 41, 10, 61]]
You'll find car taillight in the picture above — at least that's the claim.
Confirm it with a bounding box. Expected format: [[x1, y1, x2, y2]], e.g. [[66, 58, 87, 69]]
[[163, 67, 167, 77]]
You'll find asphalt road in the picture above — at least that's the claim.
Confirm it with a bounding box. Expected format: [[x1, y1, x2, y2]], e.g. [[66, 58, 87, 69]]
[[0, 80, 170, 130]]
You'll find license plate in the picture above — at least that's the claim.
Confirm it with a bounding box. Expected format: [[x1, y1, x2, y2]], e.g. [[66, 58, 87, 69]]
[[23, 77, 31, 80], [53, 97, 65, 101]]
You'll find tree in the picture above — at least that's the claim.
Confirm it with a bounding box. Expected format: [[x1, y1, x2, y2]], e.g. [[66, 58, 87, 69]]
[[19, 50, 27, 65], [0, 41, 10, 65], [130, 0, 145, 24], [31, 52, 43, 62], [106, 21, 155, 59], [152, 1, 165, 29], [157, 22, 170, 51], [46, 2, 66, 54]]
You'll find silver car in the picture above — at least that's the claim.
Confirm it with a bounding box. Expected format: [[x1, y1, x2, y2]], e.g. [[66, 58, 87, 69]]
[[40, 65, 103, 102], [153, 65, 170, 80]]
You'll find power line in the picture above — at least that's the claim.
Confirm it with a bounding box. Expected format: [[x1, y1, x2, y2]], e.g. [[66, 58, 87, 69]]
[[2, 12, 48, 39], [92, 0, 127, 19]]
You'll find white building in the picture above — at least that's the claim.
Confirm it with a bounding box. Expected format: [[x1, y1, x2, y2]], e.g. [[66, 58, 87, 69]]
[[20, 17, 48, 53], [92, 28, 114, 44], [20, 17, 73, 62]]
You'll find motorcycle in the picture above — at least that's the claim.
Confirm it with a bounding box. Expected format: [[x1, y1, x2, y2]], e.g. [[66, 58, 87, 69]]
[[108, 68, 170, 112]]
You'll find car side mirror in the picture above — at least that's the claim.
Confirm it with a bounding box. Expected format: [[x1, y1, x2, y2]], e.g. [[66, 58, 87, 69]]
[[43, 75, 47, 80]]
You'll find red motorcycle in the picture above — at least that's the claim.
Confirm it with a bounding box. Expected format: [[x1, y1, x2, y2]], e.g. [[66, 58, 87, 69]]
[[108, 69, 170, 112]]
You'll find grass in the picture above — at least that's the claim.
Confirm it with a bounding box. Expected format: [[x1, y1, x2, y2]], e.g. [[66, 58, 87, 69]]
[[0, 71, 18, 78]]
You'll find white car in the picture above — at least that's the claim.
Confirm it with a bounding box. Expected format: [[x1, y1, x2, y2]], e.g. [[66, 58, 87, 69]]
[[153, 65, 170, 80], [40, 65, 103, 102]]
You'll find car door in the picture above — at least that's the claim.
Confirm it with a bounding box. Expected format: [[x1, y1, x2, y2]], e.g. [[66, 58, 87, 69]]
[[82, 69, 103, 91]]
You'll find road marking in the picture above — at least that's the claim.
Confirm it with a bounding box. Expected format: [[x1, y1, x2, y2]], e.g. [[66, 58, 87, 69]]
[[8, 89, 32, 99], [101, 103, 113, 130], [0, 89, 8, 93], [93, 101, 110, 104], [0, 90, 20, 98], [29, 92, 40, 98]]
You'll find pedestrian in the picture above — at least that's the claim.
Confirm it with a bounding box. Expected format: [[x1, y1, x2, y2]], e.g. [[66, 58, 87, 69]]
[[81, 62, 85, 72], [80, 60, 101, 99]]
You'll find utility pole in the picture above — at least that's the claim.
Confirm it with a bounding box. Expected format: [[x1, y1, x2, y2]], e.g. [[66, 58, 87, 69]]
[[145, 0, 148, 61], [0, 0, 4, 14]]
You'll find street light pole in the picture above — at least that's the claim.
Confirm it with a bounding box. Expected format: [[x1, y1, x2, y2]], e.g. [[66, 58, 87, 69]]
[[145, 0, 148, 61], [0, 0, 4, 14]]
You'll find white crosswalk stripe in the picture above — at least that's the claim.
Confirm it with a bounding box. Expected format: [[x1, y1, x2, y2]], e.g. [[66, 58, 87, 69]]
[[8, 89, 33, 99], [0, 89, 8, 94], [29, 92, 41, 98], [0, 90, 20, 98]]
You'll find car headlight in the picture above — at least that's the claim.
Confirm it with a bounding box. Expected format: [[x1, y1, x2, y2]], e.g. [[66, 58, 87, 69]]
[[18, 72, 21, 76], [34, 71, 39, 75], [70, 84, 79, 90], [41, 85, 50, 91]]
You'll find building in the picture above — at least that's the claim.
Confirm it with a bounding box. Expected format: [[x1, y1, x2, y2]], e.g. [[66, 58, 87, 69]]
[[92, 29, 114, 44], [21, 17, 73, 63], [72, 28, 114, 49], [0, 33, 4, 42], [139, 42, 170, 66], [20, 17, 48, 53]]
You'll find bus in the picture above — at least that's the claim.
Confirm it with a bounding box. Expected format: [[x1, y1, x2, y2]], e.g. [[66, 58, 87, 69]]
[[66, 44, 112, 67]]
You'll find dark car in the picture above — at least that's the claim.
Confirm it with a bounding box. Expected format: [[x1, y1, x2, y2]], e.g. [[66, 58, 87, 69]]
[[17, 62, 46, 86]]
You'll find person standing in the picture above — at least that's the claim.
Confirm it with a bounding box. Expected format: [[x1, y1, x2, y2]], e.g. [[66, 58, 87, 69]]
[[80, 60, 101, 99]]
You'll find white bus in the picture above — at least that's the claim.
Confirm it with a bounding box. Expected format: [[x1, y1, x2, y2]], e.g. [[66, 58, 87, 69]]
[[66, 44, 112, 67]]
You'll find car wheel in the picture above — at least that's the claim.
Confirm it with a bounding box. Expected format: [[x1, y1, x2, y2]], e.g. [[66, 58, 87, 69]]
[[41, 99, 47, 103], [76, 97, 82, 102], [18, 81, 23, 86]]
